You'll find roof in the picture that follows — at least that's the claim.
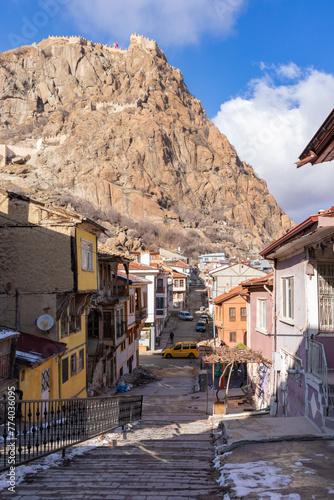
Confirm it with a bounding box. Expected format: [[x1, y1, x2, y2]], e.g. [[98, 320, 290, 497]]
[[16, 331, 67, 367], [241, 273, 273, 288], [297, 108, 334, 167], [0, 327, 21, 341], [214, 285, 248, 304], [127, 262, 160, 273], [260, 207, 334, 258], [172, 271, 188, 278], [98, 243, 132, 262], [118, 271, 151, 285], [0, 189, 107, 234], [166, 259, 190, 268]]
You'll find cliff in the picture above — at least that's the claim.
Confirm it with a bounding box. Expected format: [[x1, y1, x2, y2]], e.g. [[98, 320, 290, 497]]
[[0, 34, 294, 256]]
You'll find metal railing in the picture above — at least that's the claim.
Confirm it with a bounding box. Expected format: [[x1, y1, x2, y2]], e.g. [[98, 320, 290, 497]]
[[0, 394, 143, 471], [308, 339, 328, 406]]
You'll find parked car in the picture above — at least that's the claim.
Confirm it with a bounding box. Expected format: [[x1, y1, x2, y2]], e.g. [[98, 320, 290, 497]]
[[196, 321, 206, 332], [178, 311, 194, 321], [162, 341, 198, 359], [199, 315, 209, 324]]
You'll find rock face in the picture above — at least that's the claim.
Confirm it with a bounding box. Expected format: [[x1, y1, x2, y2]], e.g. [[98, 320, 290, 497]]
[[0, 34, 294, 256]]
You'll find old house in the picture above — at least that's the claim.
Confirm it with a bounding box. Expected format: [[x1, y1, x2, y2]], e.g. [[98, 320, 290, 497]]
[[0, 190, 106, 399], [241, 275, 274, 409], [86, 246, 131, 393], [0, 328, 20, 395], [16, 331, 66, 400], [171, 271, 188, 310], [214, 285, 248, 347], [208, 263, 268, 314], [117, 272, 149, 377], [261, 211, 334, 429]]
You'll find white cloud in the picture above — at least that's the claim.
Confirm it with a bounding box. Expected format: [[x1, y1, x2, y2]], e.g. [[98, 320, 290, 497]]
[[65, 0, 247, 46], [212, 65, 334, 223]]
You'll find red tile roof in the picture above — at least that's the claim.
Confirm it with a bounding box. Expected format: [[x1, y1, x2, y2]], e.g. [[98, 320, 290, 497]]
[[214, 285, 248, 304], [241, 274, 273, 287], [173, 271, 188, 278]]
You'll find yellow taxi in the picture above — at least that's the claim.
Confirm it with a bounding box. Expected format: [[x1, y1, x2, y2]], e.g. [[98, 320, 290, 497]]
[[162, 341, 199, 359]]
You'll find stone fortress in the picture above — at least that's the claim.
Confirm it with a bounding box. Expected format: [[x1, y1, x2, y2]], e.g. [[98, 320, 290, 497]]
[[46, 33, 162, 54]]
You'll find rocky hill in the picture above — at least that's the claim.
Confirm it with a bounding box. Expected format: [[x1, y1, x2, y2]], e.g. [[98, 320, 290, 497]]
[[0, 34, 294, 257]]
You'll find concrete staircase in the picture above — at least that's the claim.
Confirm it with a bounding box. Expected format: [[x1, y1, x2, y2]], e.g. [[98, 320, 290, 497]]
[[3, 395, 223, 499]]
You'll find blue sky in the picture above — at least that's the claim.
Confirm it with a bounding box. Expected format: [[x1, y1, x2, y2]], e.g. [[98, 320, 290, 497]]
[[1, 0, 334, 223]]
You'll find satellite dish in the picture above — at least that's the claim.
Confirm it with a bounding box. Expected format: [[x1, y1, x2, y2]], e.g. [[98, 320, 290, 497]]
[[37, 314, 54, 331]]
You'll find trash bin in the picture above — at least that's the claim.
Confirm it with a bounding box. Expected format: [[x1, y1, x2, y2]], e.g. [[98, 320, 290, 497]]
[[198, 370, 208, 391]]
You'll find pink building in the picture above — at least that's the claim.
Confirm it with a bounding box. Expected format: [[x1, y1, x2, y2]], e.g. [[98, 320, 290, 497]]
[[241, 275, 273, 409]]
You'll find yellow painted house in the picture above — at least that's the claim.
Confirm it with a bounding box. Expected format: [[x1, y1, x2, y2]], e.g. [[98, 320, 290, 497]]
[[0, 189, 106, 400]]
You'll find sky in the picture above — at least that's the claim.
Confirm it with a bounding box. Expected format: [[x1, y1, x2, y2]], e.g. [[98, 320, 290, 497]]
[[1, 0, 334, 224]]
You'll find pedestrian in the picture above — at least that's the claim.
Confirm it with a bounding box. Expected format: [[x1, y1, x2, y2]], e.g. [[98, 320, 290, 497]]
[[169, 331, 174, 343]]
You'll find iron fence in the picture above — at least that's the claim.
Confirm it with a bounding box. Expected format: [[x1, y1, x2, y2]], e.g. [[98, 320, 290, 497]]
[[0, 394, 142, 471]]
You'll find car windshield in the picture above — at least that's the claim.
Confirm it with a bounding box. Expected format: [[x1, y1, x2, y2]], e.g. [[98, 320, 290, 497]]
[[184, 312, 191, 316]]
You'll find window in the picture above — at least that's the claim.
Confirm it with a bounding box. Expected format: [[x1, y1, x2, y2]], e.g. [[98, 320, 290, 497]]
[[143, 292, 147, 308], [240, 307, 247, 321], [88, 310, 99, 338], [103, 311, 113, 339], [62, 357, 69, 383], [230, 331, 236, 342], [129, 295, 135, 314], [173, 344, 181, 351], [183, 344, 189, 349], [179, 280, 184, 287], [21, 370, 25, 382], [120, 341, 126, 352], [174, 280, 179, 287], [81, 238, 94, 271], [69, 297, 82, 333], [71, 354, 77, 376], [156, 297, 165, 309], [78, 349, 84, 372], [318, 264, 334, 331], [229, 307, 236, 322], [257, 299, 267, 331], [60, 309, 68, 338], [282, 277, 294, 320]]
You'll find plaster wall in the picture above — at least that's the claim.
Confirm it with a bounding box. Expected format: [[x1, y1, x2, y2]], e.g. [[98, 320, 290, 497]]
[[276, 253, 306, 354], [76, 227, 98, 291], [213, 265, 266, 297], [19, 356, 59, 400], [249, 289, 273, 360]]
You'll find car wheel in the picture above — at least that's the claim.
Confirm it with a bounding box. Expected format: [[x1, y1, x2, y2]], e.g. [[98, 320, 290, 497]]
[[166, 353, 172, 359], [188, 353, 195, 359]]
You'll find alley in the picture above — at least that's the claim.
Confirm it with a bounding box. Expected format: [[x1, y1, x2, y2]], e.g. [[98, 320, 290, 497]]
[[1, 284, 223, 499]]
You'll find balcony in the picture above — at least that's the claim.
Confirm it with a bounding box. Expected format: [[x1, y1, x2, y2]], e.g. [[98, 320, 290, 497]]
[[156, 308, 167, 318], [0, 353, 11, 382], [156, 286, 166, 294], [135, 307, 147, 321]]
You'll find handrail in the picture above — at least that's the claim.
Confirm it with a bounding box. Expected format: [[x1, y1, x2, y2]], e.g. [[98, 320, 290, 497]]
[[0, 394, 143, 471]]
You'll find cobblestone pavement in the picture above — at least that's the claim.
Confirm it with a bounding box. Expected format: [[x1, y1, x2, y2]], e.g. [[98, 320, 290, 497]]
[[2, 393, 223, 500]]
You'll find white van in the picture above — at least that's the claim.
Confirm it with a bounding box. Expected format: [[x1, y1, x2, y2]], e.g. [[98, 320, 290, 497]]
[[178, 311, 194, 321]]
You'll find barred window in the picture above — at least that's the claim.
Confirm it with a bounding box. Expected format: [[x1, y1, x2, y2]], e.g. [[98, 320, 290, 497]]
[[318, 264, 334, 331], [78, 349, 84, 372]]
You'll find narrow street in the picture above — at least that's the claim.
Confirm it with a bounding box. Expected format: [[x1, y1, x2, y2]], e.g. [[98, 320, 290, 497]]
[[2, 284, 224, 500]]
